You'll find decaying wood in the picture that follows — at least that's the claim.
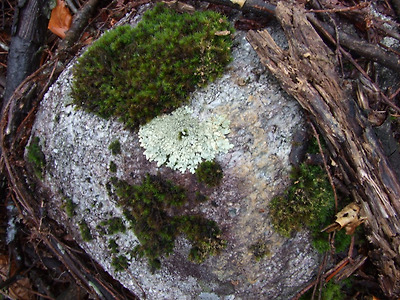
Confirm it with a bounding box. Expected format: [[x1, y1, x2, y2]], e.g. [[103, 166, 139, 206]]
[[247, 2, 400, 298], [2, 0, 48, 112], [204, 0, 400, 73]]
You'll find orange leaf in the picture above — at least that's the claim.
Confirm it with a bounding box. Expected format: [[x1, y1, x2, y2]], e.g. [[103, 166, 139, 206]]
[[48, 0, 72, 39]]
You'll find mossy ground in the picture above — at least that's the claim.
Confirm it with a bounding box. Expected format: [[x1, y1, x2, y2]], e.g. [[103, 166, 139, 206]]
[[72, 3, 233, 129]]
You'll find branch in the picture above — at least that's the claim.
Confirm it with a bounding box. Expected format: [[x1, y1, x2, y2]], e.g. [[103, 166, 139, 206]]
[[203, 0, 400, 72]]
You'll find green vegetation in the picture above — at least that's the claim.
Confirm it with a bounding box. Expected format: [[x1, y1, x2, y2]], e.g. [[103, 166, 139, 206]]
[[108, 140, 121, 155], [61, 197, 77, 218], [300, 279, 352, 300], [79, 220, 93, 242], [249, 239, 271, 261], [108, 239, 119, 254], [99, 217, 126, 235], [268, 163, 351, 252], [71, 3, 233, 129], [195, 160, 224, 187], [111, 255, 129, 272], [112, 174, 225, 271], [109, 161, 117, 172], [178, 215, 226, 263], [26, 136, 46, 179]]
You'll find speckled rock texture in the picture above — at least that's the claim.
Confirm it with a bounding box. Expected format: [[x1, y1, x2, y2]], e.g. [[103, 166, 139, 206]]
[[30, 9, 321, 299]]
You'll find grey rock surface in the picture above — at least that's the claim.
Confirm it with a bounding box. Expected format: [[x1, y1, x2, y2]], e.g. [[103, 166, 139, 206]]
[[30, 15, 321, 299]]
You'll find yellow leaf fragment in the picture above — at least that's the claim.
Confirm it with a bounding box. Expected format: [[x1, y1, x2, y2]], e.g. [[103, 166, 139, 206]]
[[231, 0, 246, 8]]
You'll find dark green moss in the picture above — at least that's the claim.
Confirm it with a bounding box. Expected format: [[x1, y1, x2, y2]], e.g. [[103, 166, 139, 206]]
[[178, 215, 226, 263], [111, 255, 129, 272], [79, 220, 93, 242], [113, 174, 225, 271], [249, 239, 271, 261], [195, 191, 208, 203], [269, 163, 353, 253], [195, 160, 223, 187], [108, 239, 119, 254], [99, 217, 126, 235], [300, 279, 351, 300], [269, 163, 335, 238], [108, 140, 121, 155], [26, 136, 46, 179], [72, 3, 233, 129], [109, 161, 117, 172], [61, 197, 77, 218]]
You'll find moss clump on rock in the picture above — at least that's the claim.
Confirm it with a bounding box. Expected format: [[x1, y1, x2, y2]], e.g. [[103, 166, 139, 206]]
[[195, 160, 224, 187], [112, 174, 225, 271], [249, 239, 271, 261], [269, 163, 335, 237], [72, 3, 233, 129], [111, 255, 129, 272], [108, 140, 121, 155], [26, 136, 46, 179], [99, 217, 126, 235], [109, 161, 117, 173], [269, 163, 352, 252], [61, 197, 77, 218], [79, 220, 93, 242]]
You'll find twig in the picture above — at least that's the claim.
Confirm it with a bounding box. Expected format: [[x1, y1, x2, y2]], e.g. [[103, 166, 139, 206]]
[[324, 257, 350, 283], [307, 14, 400, 114], [0, 289, 17, 300], [0, 41, 9, 52], [389, 85, 400, 100], [311, 253, 328, 300], [310, 122, 338, 212], [309, 2, 369, 13]]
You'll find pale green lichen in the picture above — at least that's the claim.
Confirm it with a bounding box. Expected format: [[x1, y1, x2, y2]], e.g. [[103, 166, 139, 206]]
[[138, 106, 233, 173]]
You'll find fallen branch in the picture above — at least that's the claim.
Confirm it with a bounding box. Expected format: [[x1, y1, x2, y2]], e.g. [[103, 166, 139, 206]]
[[203, 0, 400, 73]]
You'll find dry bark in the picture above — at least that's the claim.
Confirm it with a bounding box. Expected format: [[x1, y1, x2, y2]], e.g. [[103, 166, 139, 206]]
[[246, 2, 400, 298], [203, 0, 400, 73]]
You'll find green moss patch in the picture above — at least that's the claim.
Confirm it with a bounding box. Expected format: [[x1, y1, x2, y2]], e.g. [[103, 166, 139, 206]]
[[99, 217, 126, 235], [72, 3, 233, 129], [268, 163, 351, 252], [195, 160, 224, 187], [61, 197, 77, 218], [26, 136, 46, 179], [112, 174, 225, 271], [108, 140, 121, 155], [79, 220, 93, 242], [111, 255, 129, 272]]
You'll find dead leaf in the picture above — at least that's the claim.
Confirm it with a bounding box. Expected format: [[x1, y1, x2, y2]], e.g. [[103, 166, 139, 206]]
[[321, 202, 366, 235], [48, 0, 72, 39], [0, 255, 32, 300], [9, 277, 32, 300]]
